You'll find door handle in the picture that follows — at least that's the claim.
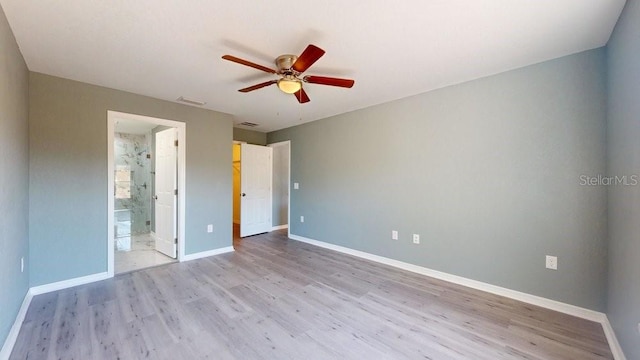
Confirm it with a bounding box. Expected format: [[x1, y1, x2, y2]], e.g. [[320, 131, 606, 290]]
[[241, 193, 246, 197], [153, 195, 158, 200]]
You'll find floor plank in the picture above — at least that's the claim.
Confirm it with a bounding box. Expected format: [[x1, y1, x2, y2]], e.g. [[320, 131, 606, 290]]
[[10, 229, 613, 359]]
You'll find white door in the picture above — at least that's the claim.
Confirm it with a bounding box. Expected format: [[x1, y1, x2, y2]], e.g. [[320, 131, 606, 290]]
[[155, 128, 177, 258], [240, 144, 272, 237]]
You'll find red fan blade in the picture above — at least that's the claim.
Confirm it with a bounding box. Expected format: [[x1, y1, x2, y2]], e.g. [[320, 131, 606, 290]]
[[293, 88, 310, 103], [239, 80, 277, 93], [304, 75, 355, 88], [292, 45, 325, 73], [222, 55, 277, 74]]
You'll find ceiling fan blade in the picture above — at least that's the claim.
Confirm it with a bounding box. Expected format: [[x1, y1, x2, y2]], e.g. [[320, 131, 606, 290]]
[[292, 45, 325, 73], [303, 75, 355, 88], [293, 88, 310, 103], [239, 80, 277, 93], [222, 55, 277, 74]]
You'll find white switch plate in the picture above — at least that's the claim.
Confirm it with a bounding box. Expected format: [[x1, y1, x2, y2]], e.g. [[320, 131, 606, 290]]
[[207, 224, 213, 233], [391, 230, 398, 240], [21, 257, 24, 273], [300, 216, 304, 223], [545, 255, 558, 270], [413, 234, 420, 244], [294, 182, 299, 189]]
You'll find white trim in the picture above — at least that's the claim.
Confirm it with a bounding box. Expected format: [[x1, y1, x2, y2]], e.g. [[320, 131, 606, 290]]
[[107, 117, 115, 277], [271, 224, 288, 231], [181, 246, 235, 262], [602, 317, 628, 360], [288, 233, 627, 359], [30, 272, 110, 296], [107, 111, 187, 276], [0, 290, 32, 360]]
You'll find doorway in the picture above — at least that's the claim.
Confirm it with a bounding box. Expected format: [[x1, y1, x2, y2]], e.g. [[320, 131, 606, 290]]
[[232, 142, 243, 239], [107, 111, 186, 276], [232, 140, 290, 243], [232, 142, 273, 238]]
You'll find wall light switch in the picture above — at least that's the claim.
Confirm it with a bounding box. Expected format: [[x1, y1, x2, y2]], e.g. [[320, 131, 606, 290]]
[[21, 257, 24, 273], [294, 182, 299, 190], [413, 234, 420, 244], [207, 224, 213, 233], [545, 255, 558, 270], [392, 230, 398, 240], [300, 216, 304, 223]]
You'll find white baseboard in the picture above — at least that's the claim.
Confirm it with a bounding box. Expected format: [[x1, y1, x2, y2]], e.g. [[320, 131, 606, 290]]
[[271, 224, 288, 231], [181, 246, 234, 262], [0, 290, 33, 360], [288, 233, 626, 360], [601, 317, 627, 360], [30, 272, 110, 296]]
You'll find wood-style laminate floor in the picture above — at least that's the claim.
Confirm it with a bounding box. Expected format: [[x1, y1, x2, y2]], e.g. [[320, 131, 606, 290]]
[[10, 229, 613, 359]]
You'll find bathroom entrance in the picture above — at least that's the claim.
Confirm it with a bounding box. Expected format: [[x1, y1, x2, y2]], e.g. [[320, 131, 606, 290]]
[[107, 111, 186, 276]]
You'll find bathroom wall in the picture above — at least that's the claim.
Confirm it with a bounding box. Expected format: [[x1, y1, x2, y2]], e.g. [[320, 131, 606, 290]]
[[114, 132, 151, 235]]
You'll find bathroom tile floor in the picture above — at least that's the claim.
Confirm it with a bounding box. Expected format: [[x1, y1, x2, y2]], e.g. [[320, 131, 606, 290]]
[[115, 233, 176, 274]]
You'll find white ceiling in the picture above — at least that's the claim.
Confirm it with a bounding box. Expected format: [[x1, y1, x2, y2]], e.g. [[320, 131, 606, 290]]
[[0, 1, 625, 132]]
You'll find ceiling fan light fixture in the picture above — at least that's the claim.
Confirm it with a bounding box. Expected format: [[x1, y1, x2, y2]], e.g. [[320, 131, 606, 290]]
[[277, 77, 302, 94]]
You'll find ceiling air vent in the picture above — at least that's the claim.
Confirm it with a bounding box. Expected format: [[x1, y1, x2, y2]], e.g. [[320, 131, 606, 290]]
[[239, 122, 259, 127], [176, 96, 206, 106]]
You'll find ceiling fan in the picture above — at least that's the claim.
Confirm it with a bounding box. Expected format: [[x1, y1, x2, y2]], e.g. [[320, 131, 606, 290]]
[[222, 44, 355, 104]]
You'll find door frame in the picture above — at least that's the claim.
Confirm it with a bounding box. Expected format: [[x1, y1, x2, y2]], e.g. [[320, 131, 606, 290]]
[[267, 140, 291, 237], [107, 111, 186, 277]]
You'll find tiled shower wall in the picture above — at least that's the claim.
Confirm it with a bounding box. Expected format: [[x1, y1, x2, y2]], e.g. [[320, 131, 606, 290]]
[[115, 132, 151, 235]]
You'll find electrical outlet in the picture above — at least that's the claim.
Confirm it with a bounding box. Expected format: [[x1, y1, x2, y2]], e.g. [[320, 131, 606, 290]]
[[413, 234, 420, 244], [207, 224, 213, 233], [21, 257, 24, 273], [300, 216, 304, 223], [391, 230, 398, 240], [545, 255, 558, 270]]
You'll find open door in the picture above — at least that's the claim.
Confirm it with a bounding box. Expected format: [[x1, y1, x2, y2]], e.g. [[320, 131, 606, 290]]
[[240, 143, 272, 237], [154, 128, 177, 258]]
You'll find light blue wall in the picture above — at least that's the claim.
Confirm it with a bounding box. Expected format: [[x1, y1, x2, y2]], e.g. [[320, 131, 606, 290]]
[[0, 3, 29, 350], [271, 142, 290, 227], [606, 0, 640, 357], [233, 127, 267, 145], [29, 73, 233, 286], [269, 49, 608, 311]]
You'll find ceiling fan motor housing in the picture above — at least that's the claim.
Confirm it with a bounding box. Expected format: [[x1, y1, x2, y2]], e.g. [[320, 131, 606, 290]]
[[276, 55, 299, 74]]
